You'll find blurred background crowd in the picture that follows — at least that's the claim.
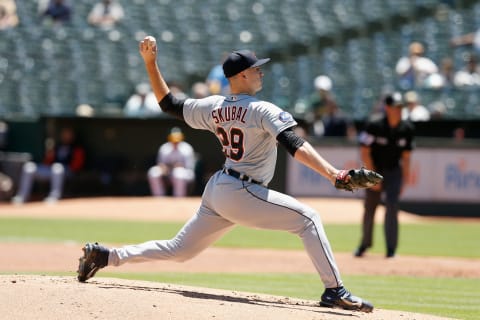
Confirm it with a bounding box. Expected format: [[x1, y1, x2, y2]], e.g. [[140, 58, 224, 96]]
[[1, 0, 480, 204], [1, 0, 480, 122]]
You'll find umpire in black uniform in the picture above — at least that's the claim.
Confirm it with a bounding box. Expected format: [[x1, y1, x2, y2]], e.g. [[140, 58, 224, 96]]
[[354, 92, 414, 258]]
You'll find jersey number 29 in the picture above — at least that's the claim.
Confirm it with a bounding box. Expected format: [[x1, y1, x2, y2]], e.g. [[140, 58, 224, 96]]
[[216, 127, 244, 161]]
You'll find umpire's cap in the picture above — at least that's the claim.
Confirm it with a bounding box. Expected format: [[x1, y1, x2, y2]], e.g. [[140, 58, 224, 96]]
[[222, 50, 270, 78], [384, 92, 404, 107]]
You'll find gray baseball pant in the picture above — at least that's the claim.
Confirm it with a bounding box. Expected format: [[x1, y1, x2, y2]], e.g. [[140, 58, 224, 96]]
[[109, 170, 343, 288]]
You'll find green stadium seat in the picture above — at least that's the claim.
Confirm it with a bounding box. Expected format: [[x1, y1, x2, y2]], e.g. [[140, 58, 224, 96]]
[[2, 0, 479, 120]]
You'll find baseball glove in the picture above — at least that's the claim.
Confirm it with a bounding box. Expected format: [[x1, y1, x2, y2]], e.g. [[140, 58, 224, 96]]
[[335, 168, 383, 192]]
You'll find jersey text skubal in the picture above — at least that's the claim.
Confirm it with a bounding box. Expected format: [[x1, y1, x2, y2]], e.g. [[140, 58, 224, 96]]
[[211, 106, 248, 124]]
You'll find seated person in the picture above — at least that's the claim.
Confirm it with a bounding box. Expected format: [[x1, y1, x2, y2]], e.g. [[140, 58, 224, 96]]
[[123, 82, 161, 117], [87, 0, 124, 29], [147, 128, 195, 197], [453, 53, 480, 87], [41, 0, 72, 26], [12, 127, 85, 204], [0, 0, 19, 30]]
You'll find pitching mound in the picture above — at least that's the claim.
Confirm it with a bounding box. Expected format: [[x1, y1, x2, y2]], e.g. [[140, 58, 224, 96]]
[[1, 275, 450, 320]]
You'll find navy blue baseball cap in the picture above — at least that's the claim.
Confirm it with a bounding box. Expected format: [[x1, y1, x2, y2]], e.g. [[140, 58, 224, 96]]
[[222, 50, 270, 78], [384, 92, 404, 107]]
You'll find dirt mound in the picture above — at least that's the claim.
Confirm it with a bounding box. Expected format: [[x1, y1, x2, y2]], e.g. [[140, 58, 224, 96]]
[[1, 275, 451, 320]]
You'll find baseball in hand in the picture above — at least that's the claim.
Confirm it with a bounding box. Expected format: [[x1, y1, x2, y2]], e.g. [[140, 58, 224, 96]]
[[145, 36, 156, 43]]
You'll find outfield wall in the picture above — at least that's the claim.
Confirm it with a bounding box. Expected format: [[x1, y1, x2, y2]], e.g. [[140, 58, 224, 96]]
[[3, 117, 480, 215]]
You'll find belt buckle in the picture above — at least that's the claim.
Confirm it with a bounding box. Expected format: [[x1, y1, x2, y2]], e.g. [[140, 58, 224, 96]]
[[240, 173, 254, 183]]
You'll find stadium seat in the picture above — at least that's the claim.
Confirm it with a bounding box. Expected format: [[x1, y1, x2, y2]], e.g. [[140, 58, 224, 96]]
[[385, 0, 415, 18], [360, 0, 388, 24], [1, 0, 479, 120]]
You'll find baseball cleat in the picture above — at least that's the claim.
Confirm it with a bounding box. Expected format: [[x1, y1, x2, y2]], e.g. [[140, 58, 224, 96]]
[[77, 242, 109, 282], [320, 287, 374, 313]]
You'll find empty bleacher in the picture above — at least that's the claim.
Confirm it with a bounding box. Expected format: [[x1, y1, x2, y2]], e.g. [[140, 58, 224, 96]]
[[1, 0, 480, 120]]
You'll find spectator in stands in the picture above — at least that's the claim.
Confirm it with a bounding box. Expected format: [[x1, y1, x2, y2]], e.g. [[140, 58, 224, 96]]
[[305, 75, 355, 138], [424, 57, 455, 90], [0, 121, 13, 201], [0, 0, 19, 30], [306, 75, 337, 135], [37, 0, 50, 14], [453, 52, 480, 87], [450, 28, 480, 56], [395, 42, 439, 90], [439, 57, 455, 89], [428, 100, 448, 119], [368, 86, 395, 121], [402, 91, 431, 122], [41, 0, 72, 26], [206, 53, 230, 95], [321, 99, 356, 138], [87, 0, 124, 30], [12, 127, 85, 204], [147, 127, 196, 197], [123, 82, 161, 117], [168, 81, 188, 100], [355, 92, 414, 259], [190, 81, 210, 99]]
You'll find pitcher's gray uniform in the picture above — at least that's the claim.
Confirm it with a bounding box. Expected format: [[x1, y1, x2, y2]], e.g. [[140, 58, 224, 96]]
[[78, 43, 373, 312], [108, 93, 342, 289]]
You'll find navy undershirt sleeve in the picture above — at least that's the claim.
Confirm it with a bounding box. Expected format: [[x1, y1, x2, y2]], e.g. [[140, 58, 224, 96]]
[[159, 92, 185, 120], [276, 128, 306, 156]]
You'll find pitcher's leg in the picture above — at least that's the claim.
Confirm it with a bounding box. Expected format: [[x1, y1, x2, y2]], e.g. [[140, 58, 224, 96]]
[[300, 211, 343, 288], [109, 207, 234, 266], [216, 185, 343, 288]]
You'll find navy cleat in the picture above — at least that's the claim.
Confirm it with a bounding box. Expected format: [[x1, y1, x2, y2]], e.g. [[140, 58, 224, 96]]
[[77, 242, 109, 282], [320, 287, 374, 313]]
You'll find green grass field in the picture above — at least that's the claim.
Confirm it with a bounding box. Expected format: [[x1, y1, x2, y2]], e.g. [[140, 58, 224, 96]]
[[1, 216, 479, 319]]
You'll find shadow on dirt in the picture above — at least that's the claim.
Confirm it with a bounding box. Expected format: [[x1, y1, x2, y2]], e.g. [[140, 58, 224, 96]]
[[95, 281, 356, 317]]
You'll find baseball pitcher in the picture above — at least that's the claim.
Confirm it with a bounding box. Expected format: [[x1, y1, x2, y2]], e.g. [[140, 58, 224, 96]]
[[77, 36, 382, 313]]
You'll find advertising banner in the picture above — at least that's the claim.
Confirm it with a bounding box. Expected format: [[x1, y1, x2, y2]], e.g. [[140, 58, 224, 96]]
[[287, 146, 480, 203]]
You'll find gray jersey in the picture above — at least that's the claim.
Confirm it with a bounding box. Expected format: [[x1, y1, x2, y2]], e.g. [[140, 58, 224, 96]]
[[91, 41, 368, 301], [110, 92, 344, 289], [183, 94, 296, 185]]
